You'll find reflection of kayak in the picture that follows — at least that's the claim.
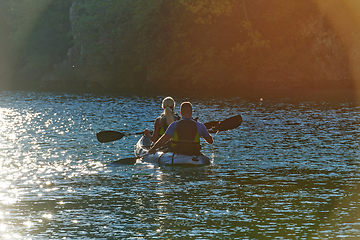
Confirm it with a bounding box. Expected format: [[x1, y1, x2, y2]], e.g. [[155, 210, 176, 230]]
[[134, 136, 211, 166]]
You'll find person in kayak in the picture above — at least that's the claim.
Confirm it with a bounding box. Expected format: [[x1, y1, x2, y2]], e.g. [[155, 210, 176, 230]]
[[148, 101, 213, 155], [143, 96, 180, 142]]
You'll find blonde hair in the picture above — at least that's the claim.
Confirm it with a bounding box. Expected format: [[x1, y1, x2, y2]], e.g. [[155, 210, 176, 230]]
[[162, 97, 175, 126]]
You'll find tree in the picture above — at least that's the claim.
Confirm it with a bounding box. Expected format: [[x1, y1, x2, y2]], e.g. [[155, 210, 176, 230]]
[[2, 0, 72, 86]]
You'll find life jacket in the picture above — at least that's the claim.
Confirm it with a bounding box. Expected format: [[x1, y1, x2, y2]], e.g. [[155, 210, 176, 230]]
[[170, 118, 201, 155], [158, 115, 168, 137], [158, 113, 180, 137]]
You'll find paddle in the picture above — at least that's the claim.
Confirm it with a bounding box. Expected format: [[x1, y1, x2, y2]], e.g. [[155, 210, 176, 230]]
[[97, 121, 216, 143], [209, 115, 242, 133], [109, 156, 139, 165], [96, 131, 144, 143], [204, 120, 220, 129], [97, 115, 242, 143], [109, 115, 242, 165], [109, 146, 168, 165]]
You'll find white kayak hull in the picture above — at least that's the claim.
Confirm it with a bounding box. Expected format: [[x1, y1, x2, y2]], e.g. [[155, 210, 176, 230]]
[[134, 136, 211, 166]]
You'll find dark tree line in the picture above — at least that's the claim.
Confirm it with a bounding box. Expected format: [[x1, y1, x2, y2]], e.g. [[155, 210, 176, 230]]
[[0, 0, 355, 96]]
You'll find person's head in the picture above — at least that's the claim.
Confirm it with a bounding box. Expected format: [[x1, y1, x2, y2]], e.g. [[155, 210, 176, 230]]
[[162, 97, 176, 126], [162, 96, 175, 110], [180, 102, 192, 118]]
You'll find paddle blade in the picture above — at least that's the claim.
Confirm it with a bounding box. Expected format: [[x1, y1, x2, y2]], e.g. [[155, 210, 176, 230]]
[[96, 131, 124, 143], [204, 120, 220, 129], [109, 157, 137, 165], [215, 115, 242, 131]]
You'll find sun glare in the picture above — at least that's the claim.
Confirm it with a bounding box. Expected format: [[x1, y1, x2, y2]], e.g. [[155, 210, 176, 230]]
[[315, 0, 360, 98]]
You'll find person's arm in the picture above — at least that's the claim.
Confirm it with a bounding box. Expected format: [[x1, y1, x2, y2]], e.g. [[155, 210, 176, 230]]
[[148, 121, 177, 153], [144, 118, 161, 142], [197, 122, 213, 144], [204, 134, 213, 144], [148, 134, 172, 154]]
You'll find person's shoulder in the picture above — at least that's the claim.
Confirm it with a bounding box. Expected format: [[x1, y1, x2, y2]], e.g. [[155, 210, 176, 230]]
[[197, 121, 209, 131], [155, 116, 163, 125], [165, 121, 177, 134], [195, 121, 205, 128], [167, 121, 178, 131], [168, 121, 178, 127]]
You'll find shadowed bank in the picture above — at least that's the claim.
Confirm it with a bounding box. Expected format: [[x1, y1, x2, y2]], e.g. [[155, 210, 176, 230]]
[[1, 0, 360, 98]]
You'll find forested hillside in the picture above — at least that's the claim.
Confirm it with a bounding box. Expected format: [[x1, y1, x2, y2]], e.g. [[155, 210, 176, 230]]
[[0, 0, 358, 96]]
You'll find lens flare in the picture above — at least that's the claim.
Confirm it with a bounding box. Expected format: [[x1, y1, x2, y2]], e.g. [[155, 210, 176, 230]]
[[314, 0, 360, 99]]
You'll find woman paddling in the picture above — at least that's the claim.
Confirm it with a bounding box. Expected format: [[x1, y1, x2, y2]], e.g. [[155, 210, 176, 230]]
[[143, 96, 180, 142]]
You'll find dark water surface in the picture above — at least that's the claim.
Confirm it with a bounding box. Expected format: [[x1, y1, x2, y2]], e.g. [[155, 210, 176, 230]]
[[0, 91, 359, 239]]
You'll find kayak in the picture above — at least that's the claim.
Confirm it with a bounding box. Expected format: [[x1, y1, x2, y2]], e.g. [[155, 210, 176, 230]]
[[134, 136, 211, 166]]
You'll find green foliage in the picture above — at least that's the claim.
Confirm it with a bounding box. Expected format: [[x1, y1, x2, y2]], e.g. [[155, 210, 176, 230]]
[[0, 0, 352, 94], [70, 0, 268, 92], [3, 0, 72, 82], [71, 0, 181, 88], [158, 0, 268, 91]]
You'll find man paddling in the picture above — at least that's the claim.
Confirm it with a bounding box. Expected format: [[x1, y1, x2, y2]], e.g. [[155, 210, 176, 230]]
[[148, 101, 213, 155]]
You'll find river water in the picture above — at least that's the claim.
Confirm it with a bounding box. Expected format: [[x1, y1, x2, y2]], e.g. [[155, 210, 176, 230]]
[[0, 91, 359, 239]]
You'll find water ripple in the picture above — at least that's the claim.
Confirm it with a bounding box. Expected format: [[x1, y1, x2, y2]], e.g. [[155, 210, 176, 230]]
[[0, 91, 359, 239]]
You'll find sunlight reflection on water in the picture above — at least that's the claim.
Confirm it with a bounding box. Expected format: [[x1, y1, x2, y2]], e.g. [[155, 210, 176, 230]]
[[0, 91, 358, 238]]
